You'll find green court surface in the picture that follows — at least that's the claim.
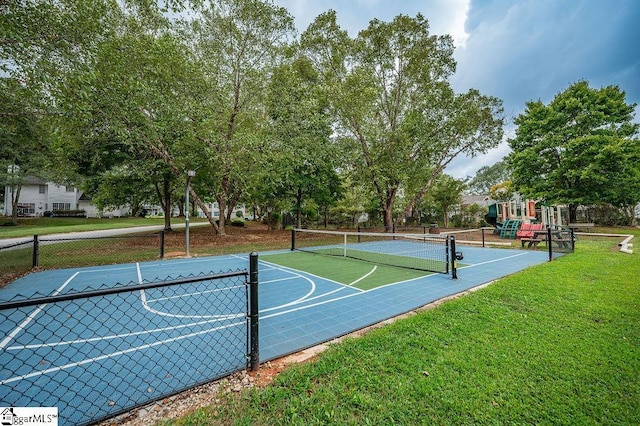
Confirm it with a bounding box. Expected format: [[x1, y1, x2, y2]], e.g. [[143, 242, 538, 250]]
[[261, 251, 431, 290]]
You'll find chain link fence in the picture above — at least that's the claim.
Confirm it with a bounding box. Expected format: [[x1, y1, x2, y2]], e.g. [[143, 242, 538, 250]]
[[0, 233, 165, 287], [0, 259, 259, 425], [0, 239, 34, 286]]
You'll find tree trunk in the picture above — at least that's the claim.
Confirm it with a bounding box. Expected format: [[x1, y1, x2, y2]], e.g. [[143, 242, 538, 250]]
[[217, 194, 227, 236], [295, 187, 303, 229], [11, 183, 22, 224], [188, 187, 219, 233], [154, 177, 172, 232], [178, 196, 185, 217], [568, 204, 578, 224]]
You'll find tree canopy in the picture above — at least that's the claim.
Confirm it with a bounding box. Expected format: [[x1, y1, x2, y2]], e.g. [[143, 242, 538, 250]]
[[301, 12, 504, 228], [508, 81, 639, 223], [0, 1, 526, 232]]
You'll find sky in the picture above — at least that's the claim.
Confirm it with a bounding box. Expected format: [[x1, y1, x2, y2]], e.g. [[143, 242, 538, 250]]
[[271, 0, 640, 179]]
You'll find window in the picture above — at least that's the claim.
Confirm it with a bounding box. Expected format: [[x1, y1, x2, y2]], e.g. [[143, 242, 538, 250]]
[[17, 203, 35, 216], [39, 185, 46, 194], [65, 186, 74, 192], [52, 203, 71, 211]]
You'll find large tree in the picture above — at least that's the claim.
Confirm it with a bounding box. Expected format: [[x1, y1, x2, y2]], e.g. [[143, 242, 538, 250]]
[[182, 0, 296, 235], [0, 78, 51, 222], [302, 12, 503, 229], [264, 57, 342, 228], [467, 160, 511, 195], [508, 81, 639, 223]]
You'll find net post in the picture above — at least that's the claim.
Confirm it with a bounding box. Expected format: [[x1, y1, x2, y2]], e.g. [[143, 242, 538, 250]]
[[249, 252, 259, 371], [481, 228, 486, 247], [547, 226, 553, 261], [32, 234, 39, 268], [343, 233, 347, 257], [450, 235, 458, 279], [291, 228, 296, 251]]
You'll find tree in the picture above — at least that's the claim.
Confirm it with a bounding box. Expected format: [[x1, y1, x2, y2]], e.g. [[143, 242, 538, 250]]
[[55, 17, 199, 231], [467, 160, 511, 195], [264, 57, 342, 228], [508, 81, 639, 223], [420, 174, 465, 228], [183, 0, 296, 235], [302, 12, 503, 229], [0, 78, 51, 223]]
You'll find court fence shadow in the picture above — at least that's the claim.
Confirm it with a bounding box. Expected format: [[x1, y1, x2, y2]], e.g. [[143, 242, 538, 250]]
[[0, 255, 259, 426]]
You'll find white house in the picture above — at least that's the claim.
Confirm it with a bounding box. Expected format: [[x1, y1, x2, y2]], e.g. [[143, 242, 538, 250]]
[[3, 176, 82, 217], [3, 176, 248, 219]]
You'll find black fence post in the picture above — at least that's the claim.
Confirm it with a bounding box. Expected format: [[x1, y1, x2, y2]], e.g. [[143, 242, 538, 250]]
[[249, 252, 259, 371], [450, 235, 458, 279], [159, 230, 165, 259], [481, 228, 486, 248], [32, 235, 39, 268], [570, 228, 575, 252], [291, 229, 296, 251], [547, 226, 553, 261]]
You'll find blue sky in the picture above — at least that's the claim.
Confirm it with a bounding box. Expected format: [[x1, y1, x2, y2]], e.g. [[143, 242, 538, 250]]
[[272, 0, 640, 178]]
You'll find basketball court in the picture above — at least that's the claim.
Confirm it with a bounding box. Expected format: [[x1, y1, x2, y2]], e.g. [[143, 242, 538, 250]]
[[0, 241, 554, 424]]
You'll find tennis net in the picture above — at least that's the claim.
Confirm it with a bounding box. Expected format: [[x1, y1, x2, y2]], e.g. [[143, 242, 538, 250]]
[[291, 228, 454, 275]]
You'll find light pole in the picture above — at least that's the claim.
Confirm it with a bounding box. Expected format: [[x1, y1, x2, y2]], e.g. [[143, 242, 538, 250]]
[[185, 170, 196, 256]]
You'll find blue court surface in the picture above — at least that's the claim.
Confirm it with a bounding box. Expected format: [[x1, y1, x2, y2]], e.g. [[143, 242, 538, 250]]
[[0, 245, 554, 424]]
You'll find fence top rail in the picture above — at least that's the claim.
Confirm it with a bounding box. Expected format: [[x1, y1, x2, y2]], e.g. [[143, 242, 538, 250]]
[[0, 270, 248, 310], [39, 233, 162, 242], [0, 240, 33, 251], [294, 228, 449, 240]]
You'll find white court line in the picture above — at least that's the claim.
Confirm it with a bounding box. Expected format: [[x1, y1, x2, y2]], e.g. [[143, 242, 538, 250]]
[[0, 321, 244, 386], [458, 251, 530, 269], [7, 317, 228, 350], [137, 263, 244, 320], [146, 284, 245, 303], [0, 272, 80, 350], [348, 266, 377, 286], [258, 259, 365, 292]]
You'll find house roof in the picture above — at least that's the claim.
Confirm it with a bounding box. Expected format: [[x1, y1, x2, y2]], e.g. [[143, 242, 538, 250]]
[[461, 195, 495, 207], [23, 176, 48, 185]]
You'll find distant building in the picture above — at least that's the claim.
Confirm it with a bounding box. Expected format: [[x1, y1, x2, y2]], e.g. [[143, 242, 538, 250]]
[[3, 176, 247, 219], [3, 176, 82, 217]]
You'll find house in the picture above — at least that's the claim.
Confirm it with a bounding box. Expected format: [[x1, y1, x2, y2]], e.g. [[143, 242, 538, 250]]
[[3, 177, 248, 219], [3, 176, 81, 217]]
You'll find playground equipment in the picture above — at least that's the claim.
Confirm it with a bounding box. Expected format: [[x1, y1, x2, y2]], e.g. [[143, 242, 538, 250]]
[[485, 197, 567, 239]]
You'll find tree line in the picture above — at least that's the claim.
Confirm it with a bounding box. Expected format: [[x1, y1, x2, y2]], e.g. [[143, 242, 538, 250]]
[[1, 0, 637, 232]]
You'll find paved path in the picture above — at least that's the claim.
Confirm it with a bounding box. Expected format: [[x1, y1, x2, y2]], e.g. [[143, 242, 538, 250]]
[[0, 222, 210, 249]]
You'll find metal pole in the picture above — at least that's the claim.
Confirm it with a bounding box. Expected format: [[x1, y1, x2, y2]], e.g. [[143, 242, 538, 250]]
[[249, 252, 259, 371], [185, 180, 190, 256], [32, 235, 39, 268], [547, 226, 553, 261], [450, 235, 458, 279]]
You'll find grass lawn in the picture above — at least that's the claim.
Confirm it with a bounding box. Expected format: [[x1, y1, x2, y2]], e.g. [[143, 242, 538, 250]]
[[172, 232, 640, 425], [0, 217, 206, 239]]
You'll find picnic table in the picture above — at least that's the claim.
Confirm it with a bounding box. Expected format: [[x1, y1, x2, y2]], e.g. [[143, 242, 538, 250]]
[[521, 229, 572, 249]]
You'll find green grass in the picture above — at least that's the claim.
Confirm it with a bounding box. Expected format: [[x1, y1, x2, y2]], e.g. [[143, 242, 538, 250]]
[[0, 217, 206, 238], [173, 232, 640, 425], [262, 251, 430, 290]]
